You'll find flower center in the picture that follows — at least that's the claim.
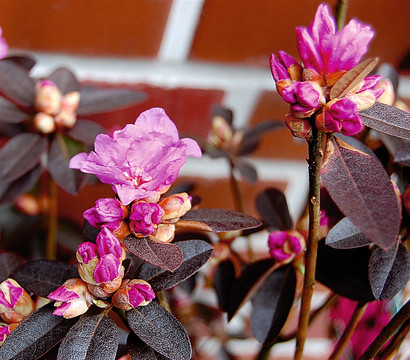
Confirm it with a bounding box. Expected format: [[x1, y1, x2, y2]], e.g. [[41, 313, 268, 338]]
[[124, 169, 152, 188]]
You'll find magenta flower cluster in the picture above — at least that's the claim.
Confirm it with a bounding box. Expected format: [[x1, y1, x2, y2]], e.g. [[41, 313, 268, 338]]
[[48, 108, 201, 318], [270, 3, 384, 137]]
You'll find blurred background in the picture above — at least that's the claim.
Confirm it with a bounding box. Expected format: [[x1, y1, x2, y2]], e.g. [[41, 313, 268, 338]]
[[0, 0, 409, 359]]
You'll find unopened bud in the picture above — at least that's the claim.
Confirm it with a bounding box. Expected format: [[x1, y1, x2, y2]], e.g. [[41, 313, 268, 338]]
[[208, 116, 233, 149], [159, 193, 192, 222], [14, 194, 41, 216], [0, 279, 34, 324], [152, 223, 175, 243], [112, 279, 155, 311], [34, 80, 62, 115], [62, 91, 80, 112], [285, 113, 312, 139], [54, 109, 77, 128], [0, 322, 18, 345], [33, 113, 56, 134], [129, 201, 164, 237], [268, 230, 305, 264]]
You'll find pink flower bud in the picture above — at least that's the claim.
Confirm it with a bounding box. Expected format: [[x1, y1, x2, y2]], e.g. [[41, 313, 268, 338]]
[[129, 201, 164, 236], [112, 279, 155, 311], [0, 279, 34, 324], [0, 323, 18, 345], [152, 223, 175, 243], [90, 254, 124, 297], [158, 193, 192, 221], [77, 242, 98, 265], [208, 116, 233, 149], [285, 113, 312, 139], [54, 109, 77, 129], [83, 198, 129, 229], [34, 80, 62, 115], [268, 230, 305, 264], [33, 113, 56, 134], [316, 98, 363, 136], [62, 91, 81, 112], [48, 278, 95, 319], [96, 227, 126, 261]]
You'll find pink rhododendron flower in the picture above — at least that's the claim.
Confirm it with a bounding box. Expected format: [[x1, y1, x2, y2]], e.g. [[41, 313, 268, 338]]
[[112, 279, 155, 311], [268, 231, 305, 263], [129, 201, 164, 236], [48, 278, 95, 318], [69, 108, 202, 205]]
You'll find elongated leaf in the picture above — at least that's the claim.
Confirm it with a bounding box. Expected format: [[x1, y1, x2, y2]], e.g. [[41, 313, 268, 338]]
[[0, 133, 47, 184], [214, 259, 236, 312], [256, 188, 292, 231], [126, 301, 192, 360], [0, 253, 23, 282], [0, 164, 42, 203], [321, 136, 401, 249], [369, 243, 410, 300], [0, 97, 30, 123], [128, 333, 170, 360], [0, 60, 35, 107], [227, 259, 278, 320], [4, 56, 36, 72], [136, 240, 213, 291], [360, 102, 410, 139], [11, 260, 78, 297], [251, 264, 296, 344], [330, 58, 378, 99], [0, 303, 78, 360], [179, 208, 261, 233], [57, 313, 119, 360], [68, 119, 105, 145], [325, 217, 372, 249], [394, 142, 410, 167], [124, 235, 183, 272], [316, 241, 375, 302], [48, 67, 79, 94], [48, 134, 86, 194], [78, 87, 146, 116], [234, 159, 257, 183]]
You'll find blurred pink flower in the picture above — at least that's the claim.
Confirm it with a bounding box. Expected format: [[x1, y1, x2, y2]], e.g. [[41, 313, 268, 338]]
[[70, 108, 202, 205], [268, 230, 305, 263], [0, 27, 8, 59]]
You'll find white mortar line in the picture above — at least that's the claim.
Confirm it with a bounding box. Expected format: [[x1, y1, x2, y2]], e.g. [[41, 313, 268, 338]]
[[158, 0, 205, 62]]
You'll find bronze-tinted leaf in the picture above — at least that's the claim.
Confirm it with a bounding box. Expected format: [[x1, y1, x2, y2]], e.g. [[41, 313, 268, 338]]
[[369, 243, 410, 300], [329, 58, 378, 99], [213, 259, 236, 312], [325, 217, 372, 249], [0, 60, 35, 107], [48, 134, 86, 194], [0, 253, 24, 282], [256, 188, 292, 231], [360, 102, 410, 139], [394, 142, 410, 167], [126, 301, 192, 360], [68, 119, 105, 145], [124, 234, 184, 272], [48, 67, 79, 94], [11, 260, 78, 297], [0, 133, 47, 184], [78, 87, 146, 116], [0, 303, 78, 360], [321, 136, 401, 249], [316, 241, 375, 302], [128, 333, 170, 360], [179, 208, 261, 233], [0, 97, 30, 123], [250, 264, 296, 344], [3, 55, 36, 72], [136, 240, 213, 291], [57, 313, 119, 360], [234, 159, 257, 183]]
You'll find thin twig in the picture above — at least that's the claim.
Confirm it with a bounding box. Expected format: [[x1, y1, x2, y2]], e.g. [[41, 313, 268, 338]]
[[328, 301, 367, 360], [377, 318, 410, 360], [45, 177, 58, 260], [336, 0, 349, 31]]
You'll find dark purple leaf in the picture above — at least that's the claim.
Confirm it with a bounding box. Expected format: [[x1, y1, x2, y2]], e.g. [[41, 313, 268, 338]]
[[68, 119, 105, 145], [360, 102, 410, 139], [47, 67, 79, 94], [394, 142, 410, 167], [48, 134, 86, 194], [214, 259, 236, 312], [0, 253, 24, 282], [212, 105, 233, 126], [334, 133, 378, 159], [234, 159, 257, 183], [0, 60, 35, 107], [11, 260, 78, 297], [128, 333, 170, 360], [83, 221, 100, 243], [124, 235, 183, 272], [179, 208, 261, 233], [126, 301, 191, 360], [321, 136, 401, 249], [330, 58, 378, 100], [0, 303, 78, 360], [325, 217, 372, 249], [136, 240, 213, 291], [0, 97, 30, 123], [0, 133, 47, 184], [251, 264, 296, 344], [227, 259, 277, 320], [238, 120, 283, 156], [77, 87, 146, 116], [3, 56, 36, 72], [316, 241, 375, 302], [256, 188, 292, 231], [57, 313, 119, 360], [369, 243, 410, 300]]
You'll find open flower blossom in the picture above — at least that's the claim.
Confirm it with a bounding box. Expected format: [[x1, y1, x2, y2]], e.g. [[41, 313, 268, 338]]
[[268, 230, 305, 264], [69, 107, 202, 205], [270, 3, 383, 137], [111, 279, 156, 311], [48, 278, 95, 319], [0, 279, 34, 324]]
